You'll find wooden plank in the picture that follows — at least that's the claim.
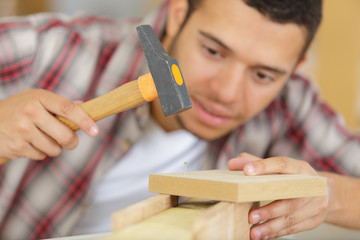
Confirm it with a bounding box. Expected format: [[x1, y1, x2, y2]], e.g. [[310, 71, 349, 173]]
[[109, 198, 257, 240], [108, 199, 216, 240], [149, 170, 327, 202], [193, 201, 256, 240], [111, 194, 177, 232], [234, 202, 259, 239]]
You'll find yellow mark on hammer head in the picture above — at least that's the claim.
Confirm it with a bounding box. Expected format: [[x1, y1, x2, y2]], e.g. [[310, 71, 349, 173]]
[[172, 64, 183, 86]]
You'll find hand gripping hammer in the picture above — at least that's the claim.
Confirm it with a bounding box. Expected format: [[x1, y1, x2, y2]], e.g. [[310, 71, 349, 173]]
[[0, 25, 191, 164]]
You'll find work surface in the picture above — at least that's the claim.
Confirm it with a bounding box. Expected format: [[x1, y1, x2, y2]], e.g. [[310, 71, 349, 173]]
[[46, 224, 360, 240]]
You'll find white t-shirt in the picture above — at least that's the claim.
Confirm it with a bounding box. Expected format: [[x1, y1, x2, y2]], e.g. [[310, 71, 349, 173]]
[[72, 118, 207, 235]]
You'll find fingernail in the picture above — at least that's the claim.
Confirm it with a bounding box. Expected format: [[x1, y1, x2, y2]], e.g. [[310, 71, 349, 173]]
[[89, 124, 99, 136], [251, 213, 261, 224], [245, 164, 256, 175]]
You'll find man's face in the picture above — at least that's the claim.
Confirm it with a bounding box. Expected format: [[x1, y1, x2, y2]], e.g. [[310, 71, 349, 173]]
[[157, 0, 306, 140]]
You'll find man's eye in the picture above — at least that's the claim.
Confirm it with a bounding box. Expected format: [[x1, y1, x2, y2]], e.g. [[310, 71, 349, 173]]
[[203, 45, 222, 58], [253, 70, 274, 83], [207, 47, 219, 55]]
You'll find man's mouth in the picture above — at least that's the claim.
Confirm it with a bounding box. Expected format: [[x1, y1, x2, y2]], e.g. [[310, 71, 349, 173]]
[[192, 97, 232, 127]]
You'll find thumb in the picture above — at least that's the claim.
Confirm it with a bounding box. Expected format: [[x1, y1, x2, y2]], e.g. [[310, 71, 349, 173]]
[[227, 152, 261, 170]]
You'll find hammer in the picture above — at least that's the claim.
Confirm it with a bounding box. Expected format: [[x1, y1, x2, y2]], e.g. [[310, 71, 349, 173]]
[[58, 24, 192, 130], [0, 25, 191, 164]]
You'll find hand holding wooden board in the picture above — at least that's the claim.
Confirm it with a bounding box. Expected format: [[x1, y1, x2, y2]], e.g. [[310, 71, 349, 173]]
[[109, 170, 326, 240]]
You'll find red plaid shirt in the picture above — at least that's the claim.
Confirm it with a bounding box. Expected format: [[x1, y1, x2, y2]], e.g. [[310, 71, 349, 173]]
[[0, 2, 359, 239]]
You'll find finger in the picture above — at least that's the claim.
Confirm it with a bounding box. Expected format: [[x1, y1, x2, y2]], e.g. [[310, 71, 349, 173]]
[[34, 107, 79, 150], [0, 116, 46, 160], [7, 139, 47, 160], [29, 126, 67, 156], [16, 119, 63, 158], [249, 198, 308, 225], [227, 152, 261, 170], [250, 197, 326, 239], [37, 90, 99, 137], [25, 143, 48, 160], [243, 156, 316, 176], [268, 213, 325, 239]]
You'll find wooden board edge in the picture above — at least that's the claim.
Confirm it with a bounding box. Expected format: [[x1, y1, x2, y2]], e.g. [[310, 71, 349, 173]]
[[111, 194, 177, 232], [149, 173, 327, 203], [235, 176, 327, 202], [149, 174, 238, 202]]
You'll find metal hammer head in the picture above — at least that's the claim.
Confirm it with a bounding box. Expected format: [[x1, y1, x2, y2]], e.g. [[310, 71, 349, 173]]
[[136, 25, 192, 116]]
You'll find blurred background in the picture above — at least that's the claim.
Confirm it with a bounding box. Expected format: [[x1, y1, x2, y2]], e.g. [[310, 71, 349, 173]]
[[0, 0, 359, 131]]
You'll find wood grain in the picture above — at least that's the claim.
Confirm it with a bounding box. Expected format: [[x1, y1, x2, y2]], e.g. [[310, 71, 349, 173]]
[[108, 198, 217, 240], [109, 197, 257, 240], [149, 170, 327, 202], [193, 201, 256, 240], [57, 79, 145, 131], [112, 194, 178, 232]]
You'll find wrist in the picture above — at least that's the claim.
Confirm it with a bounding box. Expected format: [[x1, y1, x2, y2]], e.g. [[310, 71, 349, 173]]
[[319, 171, 360, 228]]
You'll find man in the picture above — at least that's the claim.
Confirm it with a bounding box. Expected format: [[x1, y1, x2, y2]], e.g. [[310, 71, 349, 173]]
[[0, 0, 359, 239]]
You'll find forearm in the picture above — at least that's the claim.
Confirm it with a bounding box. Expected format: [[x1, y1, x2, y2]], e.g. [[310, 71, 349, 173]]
[[320, 171, 360, 229]]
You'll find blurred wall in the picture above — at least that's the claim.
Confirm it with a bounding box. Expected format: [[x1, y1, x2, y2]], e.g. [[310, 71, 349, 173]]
[[48, 0, 163, 18], [0, 0, 48, 17], [0, 0, 16, 17], [0, 0, 161, 18], [310, 0, 360, 130]]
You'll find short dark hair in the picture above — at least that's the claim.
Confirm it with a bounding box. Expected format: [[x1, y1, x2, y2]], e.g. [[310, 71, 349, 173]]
[[182, 0, 322, 58]]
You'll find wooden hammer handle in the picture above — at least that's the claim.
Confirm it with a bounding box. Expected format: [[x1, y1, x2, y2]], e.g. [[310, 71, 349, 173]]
[[0, 73, 157, 164], [58, 79, 145, 131]]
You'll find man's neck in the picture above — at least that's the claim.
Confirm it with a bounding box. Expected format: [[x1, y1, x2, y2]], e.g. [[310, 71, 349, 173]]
[[150, 99, 182, 132]]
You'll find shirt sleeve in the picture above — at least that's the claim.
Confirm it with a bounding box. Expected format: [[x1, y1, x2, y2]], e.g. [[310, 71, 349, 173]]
[[269, 73, 360, 177], [0, 13, 121, 100], [0, 15, 38, 97]]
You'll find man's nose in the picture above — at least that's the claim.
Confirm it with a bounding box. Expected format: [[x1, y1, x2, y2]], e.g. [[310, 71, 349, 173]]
[[210, 63, 245, 104]]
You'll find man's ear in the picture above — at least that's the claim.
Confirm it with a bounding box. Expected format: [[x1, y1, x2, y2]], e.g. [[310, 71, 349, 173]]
[[166, 0, 189, 39], [294, 54, 307, 70]]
